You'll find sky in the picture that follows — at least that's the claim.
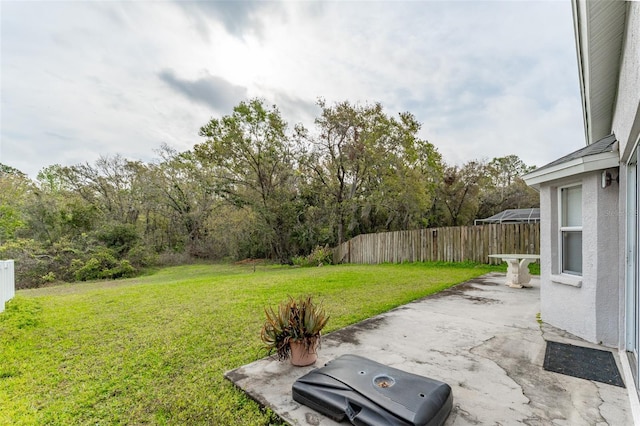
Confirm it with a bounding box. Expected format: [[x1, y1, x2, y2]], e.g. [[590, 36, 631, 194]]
[[1, 0, 585, 179]]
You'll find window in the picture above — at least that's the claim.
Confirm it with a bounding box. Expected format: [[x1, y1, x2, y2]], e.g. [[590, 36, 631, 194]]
[[560, 185, 582, 275]]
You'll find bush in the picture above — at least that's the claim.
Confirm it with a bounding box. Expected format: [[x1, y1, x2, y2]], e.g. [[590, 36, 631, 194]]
[[73, 257, 103, 281], [96, 223, 139, 256], [41, 272, 56, 283], [127, 245, 157, 268], [0, 239, 51, 289], [0, 233, 147, 287], [292, 245, 333, 267], [104, 259, 136, 279], [73, 248, 137, 281]]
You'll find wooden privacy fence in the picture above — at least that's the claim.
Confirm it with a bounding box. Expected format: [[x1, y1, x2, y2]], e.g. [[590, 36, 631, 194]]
[[333, 223, 540, 265], [0, 260, 15, 313]]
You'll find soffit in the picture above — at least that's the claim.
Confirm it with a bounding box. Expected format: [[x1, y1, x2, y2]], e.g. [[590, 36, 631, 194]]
[[575, 0, 627, 145], [523, 134, 619, 187]]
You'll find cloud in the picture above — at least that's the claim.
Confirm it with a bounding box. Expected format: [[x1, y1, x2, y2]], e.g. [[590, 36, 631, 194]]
[[1, 0, 583, 178], [159, 69, 248, 112], [173, 1, 282, 40], [426, 93, 585, 170]]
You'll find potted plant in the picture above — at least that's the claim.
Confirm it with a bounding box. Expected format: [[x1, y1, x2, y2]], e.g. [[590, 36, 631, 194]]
[[260, 295, 329, 366]]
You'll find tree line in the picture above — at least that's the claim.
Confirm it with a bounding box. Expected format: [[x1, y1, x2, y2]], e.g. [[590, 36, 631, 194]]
[[0, 98, 538, 287]]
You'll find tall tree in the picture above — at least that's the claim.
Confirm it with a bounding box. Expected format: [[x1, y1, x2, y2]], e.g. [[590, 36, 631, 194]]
[[146, 145, 221, 257], [434, 160, 488, 226], [477, 155, 539, 219], [360, 114, 443, 232], [302, 100, 377, 245], [486, 155, 534, 188], [0, 164, 30, 244], [60, 155, 146, 225], [300, 100, 442, 244], [194, 98, 298, 261], [24, 165, 100, 244]]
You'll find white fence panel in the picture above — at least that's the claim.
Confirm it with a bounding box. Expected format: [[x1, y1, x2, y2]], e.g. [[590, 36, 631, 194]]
[[0, 260, 15, 313]]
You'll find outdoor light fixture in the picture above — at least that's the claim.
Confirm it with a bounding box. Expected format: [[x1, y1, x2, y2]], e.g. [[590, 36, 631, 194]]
[[602, 171, 612, 188]]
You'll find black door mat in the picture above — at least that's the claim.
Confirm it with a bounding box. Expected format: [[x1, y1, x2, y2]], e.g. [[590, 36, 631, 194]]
[[543, 341, 625, 387]]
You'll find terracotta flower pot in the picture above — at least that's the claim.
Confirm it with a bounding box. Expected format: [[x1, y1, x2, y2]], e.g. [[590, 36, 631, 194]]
[[290, 340, 318, 366]]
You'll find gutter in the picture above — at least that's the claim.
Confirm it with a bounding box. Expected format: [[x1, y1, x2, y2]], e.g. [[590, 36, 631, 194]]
[[523, 151, 619, 188]]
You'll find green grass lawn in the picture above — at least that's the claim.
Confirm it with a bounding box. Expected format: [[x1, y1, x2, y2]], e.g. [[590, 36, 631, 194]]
[[1, 262, 497, 425]]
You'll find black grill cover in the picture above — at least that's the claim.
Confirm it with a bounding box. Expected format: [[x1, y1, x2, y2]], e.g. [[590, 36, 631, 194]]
[[292, 354, 452, 426]]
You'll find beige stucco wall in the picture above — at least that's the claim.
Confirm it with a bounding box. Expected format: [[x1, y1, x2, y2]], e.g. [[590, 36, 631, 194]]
[[614, 2, 640, 351], [595, 169, 621, 345], [615, 1, 640, 161], [539, 171, 619, 346], [523, 0, 639, 349], [617, 162, 630, 351]]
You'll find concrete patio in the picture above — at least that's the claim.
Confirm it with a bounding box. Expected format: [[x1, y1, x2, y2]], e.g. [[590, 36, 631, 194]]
[[226, 273, 634, 425]]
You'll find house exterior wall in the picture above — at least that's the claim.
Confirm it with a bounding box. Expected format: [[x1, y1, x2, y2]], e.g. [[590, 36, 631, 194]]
[[614, 2, 640, 162], [613, 2, 640, 352], [539, 172, 619, 345], [526, 1, 640, 408], [618, 162, 630, 351], [595, 169, 620, 346], [539, 184, 555, 330]]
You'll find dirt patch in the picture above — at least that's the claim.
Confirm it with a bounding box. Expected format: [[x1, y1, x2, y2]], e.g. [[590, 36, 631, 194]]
[[325, 316, 387, 346], [424, 279, 501, 304], [224, 368, 248, 384], [462, 295, 501, 304], [472, 275, 500, 286], [427, 282, 480, 300]]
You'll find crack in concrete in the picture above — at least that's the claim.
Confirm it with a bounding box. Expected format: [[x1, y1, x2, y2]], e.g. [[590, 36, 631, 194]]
[[226, 273, 632, 426], [450, 404, 481, 424], [471, 332, 610, 424], [595, 390, 607, 425], [537, 321, 611, 424]]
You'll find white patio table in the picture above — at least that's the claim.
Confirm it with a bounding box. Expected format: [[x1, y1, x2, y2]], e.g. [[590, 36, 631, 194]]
[[488, 254, 540, 288]]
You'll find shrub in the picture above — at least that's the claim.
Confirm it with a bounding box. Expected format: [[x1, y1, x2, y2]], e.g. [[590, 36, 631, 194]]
[[105, 259, 136, 279], [41, 272, 56, 283], [127, 245, 157, 268], [0, 234, 145, 287], [72, 248, 137, 281], [74, 257, 103, 281], [96, 223, 139, 256], [292, 245, 333, 267], [0, 239, 51, 289]]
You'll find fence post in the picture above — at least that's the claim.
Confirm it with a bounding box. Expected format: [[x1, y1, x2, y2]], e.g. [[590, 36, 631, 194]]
[[0, 260, 15, 313]]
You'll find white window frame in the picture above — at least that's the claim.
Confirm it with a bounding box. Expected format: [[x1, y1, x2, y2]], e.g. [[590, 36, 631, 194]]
[[558, 184, 582, 276]]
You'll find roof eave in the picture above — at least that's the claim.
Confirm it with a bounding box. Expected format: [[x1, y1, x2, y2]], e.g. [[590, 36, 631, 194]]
[[571, 0, 627, 145], [572, 0, 591, 145], [523, 151, 619, 188]]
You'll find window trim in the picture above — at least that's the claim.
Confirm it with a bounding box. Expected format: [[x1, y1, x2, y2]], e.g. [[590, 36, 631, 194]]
[[558, 184, 583, 276]]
